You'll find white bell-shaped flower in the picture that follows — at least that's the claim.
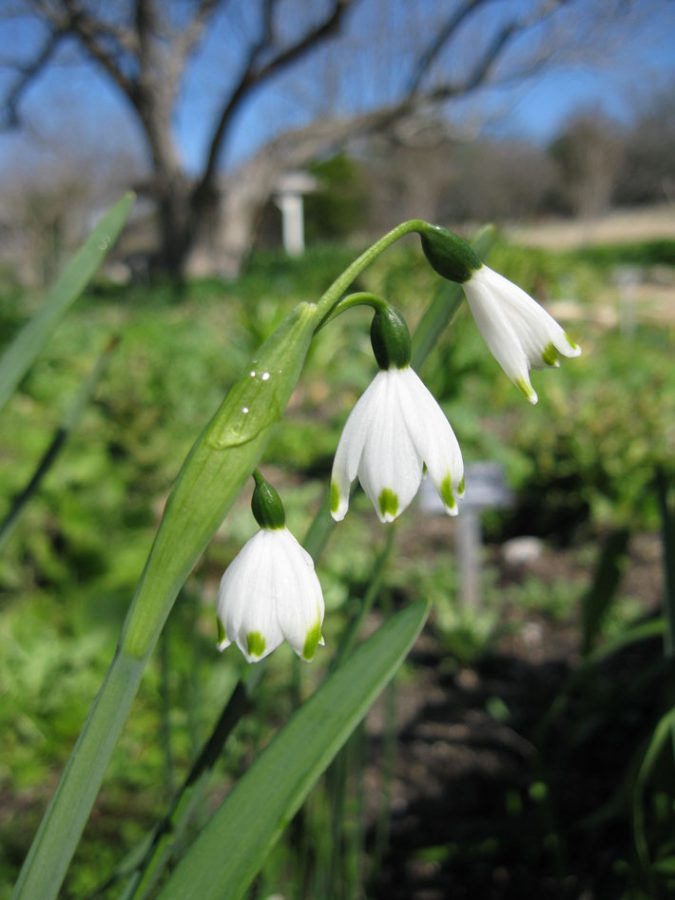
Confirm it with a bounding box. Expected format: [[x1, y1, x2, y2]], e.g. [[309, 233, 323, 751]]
[[462, 264, 581, 404], [217, 496, 324, 663], [330, 366, 464, 524]]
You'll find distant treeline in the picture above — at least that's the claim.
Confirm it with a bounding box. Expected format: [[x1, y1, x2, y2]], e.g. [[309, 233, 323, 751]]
[[298, 84, 675, 241]]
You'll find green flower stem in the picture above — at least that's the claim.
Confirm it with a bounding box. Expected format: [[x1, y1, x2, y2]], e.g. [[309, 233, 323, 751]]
[[314, 219, 430, 323], [15, 221, 488, 900], [656, 468, 675, 659], [332, 526, 398, 669], [315, 291, 388, 331]]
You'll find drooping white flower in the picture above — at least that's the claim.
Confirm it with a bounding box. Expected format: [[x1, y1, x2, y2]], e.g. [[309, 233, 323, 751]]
[[330, 365, 464, 524], [216, 527, 325, 663], [462, 264, 581, 404]]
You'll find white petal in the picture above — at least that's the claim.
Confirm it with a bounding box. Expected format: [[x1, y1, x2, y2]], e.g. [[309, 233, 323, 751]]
[[396, 368, 464, 515], [484, 268, 572, 368], [463, 269, 537, 402], [218, 531, 283, 663], [216, 532, 262, 648], [464, 265, 581, 403], [330, 373, 387, 521], [357, 370, 422, 522], [273, 529, 325, 660]]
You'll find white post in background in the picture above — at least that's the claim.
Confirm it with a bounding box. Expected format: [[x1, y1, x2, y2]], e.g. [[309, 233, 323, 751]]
[[277, 193, 305, 257], [614, 265, 639, 338], [456, 508, 482, 610], [418, 461, 513, 610], [274, 172, 318, 258]]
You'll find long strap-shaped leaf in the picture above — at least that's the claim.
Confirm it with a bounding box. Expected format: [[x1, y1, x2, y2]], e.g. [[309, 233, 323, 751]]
[[0, 192, 134, 412], [157, 601, 429, 900], [0, 336, 119, 551]]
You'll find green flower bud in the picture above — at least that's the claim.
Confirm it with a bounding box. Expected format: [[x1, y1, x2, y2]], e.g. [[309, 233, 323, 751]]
[[419, 225, 481, 284], [370, 305, 411, 370], [251, 475, 285, 530]]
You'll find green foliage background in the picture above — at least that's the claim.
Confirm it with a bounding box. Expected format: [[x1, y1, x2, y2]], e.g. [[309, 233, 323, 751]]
[[1, 235, 674, 897]]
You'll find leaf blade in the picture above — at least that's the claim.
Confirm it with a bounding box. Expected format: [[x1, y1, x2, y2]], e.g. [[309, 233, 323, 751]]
[[157, 601, 429, 900], [0, 192, 134, 412]]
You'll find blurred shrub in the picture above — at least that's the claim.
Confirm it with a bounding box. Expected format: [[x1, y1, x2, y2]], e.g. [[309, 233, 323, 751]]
[[304, 154, 369, 243]]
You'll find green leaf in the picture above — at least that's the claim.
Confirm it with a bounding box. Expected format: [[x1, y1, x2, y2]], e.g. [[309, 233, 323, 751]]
[[0, 192, 134, 412], [633, 705, 675, 868], [0, 336, 119, 551], [157, 601, 429, 900], [656, 468, 675, 657], [580, 527, 631, 656]]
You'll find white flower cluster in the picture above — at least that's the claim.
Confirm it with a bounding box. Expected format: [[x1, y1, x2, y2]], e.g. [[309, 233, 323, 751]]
[[217, 261, 580, 664]]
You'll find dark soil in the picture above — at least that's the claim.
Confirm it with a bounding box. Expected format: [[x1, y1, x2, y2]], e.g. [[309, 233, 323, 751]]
[[365, 534, 673, 900]]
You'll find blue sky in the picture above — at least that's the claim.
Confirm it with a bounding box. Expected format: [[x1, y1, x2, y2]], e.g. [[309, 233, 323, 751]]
[[0, 0, 674, 177]]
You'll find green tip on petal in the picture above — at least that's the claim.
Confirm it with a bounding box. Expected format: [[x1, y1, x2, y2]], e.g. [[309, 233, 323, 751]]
[[302, 622, 323, 661], [515, 376, 538, 405], [542, 342, 559, 367], [246, 631, 266, 658], [458, 474, 465, 498], [378, 488, 399, 522], [216, 619, 228, 650], [440, 475, 457, 513], [565, 333, 580, 352], [330, 480, 340, 515]]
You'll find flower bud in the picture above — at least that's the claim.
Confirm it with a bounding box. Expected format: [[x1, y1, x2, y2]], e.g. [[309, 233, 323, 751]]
[[251, 476, 285, 530], [370, 305, 411, 370], [419, 225, 481, 284]]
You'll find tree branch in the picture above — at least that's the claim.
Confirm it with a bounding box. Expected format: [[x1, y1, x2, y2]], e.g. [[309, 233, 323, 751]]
[[171, 0, 227, 67], [406, 0, 492, 96], [196, 0, 357, 198], [60, 0, 138, 101], [223, 4, 540, 197], [0, 28, 63, 130]]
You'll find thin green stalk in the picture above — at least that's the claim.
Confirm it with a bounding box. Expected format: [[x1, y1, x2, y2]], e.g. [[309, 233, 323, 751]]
[[0, 335, 119, 551], [126, 674, 259, 899], [633, 706, 675, 871], [332, 526, 397, 668], [154, 602, 429, 900], [314, 220, 429, 323], [90, 669, 262, 900], [580, 526, 632, 656], [656, 468, 675, 658], [350, 722, 367, 899], [13, 650, 145, 899], [159, 627, 175, 799], [370, 673, 398, 880], [316, 291, 389, 331], [0, 193, 133, 412]]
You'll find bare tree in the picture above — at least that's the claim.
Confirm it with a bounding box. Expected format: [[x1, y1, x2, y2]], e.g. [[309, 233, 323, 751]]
[[0, 0, 651, 277], [616, 81, 675, 205], [549, 108, 625, 218]]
